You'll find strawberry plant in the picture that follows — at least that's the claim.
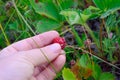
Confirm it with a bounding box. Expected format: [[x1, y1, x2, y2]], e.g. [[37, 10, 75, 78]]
[[0, 0, 120, 80]]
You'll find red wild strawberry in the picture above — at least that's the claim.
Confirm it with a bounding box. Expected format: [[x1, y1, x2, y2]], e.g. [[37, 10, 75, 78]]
[[52, 37, 66, 49]]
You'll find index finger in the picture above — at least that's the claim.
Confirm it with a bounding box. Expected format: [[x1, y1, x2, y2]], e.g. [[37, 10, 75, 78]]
[[6, 31, 59, 51]]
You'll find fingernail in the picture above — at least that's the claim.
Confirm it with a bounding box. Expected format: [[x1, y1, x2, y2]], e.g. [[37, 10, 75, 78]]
[[60, 50, 66, 55], [50, 43, 61, 53]]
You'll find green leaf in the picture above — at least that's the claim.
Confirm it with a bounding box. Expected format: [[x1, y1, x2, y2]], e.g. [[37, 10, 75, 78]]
[[20, 0, 30, 5], [93, 0, 108, 10], [62, 68, 76, 80], [60, 9, 89, 25], [93, 0, 120, 18], [79, 55, 102, 80], [99, 72, 115, 80], [83, 6, 102, 19], [71, 27, 83, 46], [79, 54, 90, 68], [91, 64, 102, 80], [29, 0, 60, 21], [59, 0, 74, 9], [60, 9, 82, 25], [9, 21, 19, 30], [101, 8, 120, 18], [0, 16, 6, 22], [60, 7, 101, 25], [36, 18, 61, 33], [38, 0, 52, 2]]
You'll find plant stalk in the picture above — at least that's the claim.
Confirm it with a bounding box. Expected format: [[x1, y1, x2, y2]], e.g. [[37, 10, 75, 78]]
[[0, 24, 10, 46], [67, 45, 120, 70]]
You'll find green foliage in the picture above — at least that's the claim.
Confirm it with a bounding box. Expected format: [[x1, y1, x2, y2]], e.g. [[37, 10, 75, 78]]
[[78, 54, 102, 80], [82, 6, 101, 19], [93, 0, 120, 18], [91, 64, 102, 80], [99, 72, 115, 80], [62, 68, 76, 80], [36, 18, 61, 32], [20, 0, 30, 5], [29, 0, 76, 32], [79, 54, 91, 68], [0, 0, 120, 80], [58, 0, 75, 9], [78, 54, 115, 80], [29, 0, 60, 21], [93, 0, 120, 10], [9, 20, 19, 31], [60, 9, 85, 25], [60, 6, 101, 25]]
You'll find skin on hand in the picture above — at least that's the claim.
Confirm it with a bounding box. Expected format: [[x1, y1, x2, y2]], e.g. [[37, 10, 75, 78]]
[[0, 31, 66, 80]]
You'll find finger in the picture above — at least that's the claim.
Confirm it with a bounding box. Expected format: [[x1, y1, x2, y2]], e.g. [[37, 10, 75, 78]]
[[33, 63, 48, 77], [3, 31, 59, 52], [36, 55, 66, 80], [20, 43, 61, 66], [30, 77, 36, 80], [33, 67, 40, 77], [33, 51, 65, 77]]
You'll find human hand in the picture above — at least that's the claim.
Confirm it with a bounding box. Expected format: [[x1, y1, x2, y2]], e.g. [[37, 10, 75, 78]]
[[0, 31, 66, 80]]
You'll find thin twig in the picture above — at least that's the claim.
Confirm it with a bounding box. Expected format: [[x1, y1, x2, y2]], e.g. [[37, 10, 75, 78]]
[[66, 45, 120, 70], [60, 28, 72, 35], [112, 71, 120, 75], [99, 19, 104, 54]]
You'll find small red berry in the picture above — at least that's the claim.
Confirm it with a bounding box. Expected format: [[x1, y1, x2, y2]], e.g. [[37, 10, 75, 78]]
[[52, 37, 66, 49]]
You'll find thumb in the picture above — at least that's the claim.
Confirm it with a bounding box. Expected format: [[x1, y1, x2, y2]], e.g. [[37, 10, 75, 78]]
[[19, 43, 61, 66]]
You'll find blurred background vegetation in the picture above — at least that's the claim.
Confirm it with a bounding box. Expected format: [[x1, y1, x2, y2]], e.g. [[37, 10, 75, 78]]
[[0, 0, 120, 80]]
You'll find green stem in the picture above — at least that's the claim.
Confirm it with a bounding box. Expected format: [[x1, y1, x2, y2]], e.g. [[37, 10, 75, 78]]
[[83, 23, 99, 47], [57, 0, 83, 47], [4, 10, 16, 30], [71, 26, 83, 46], [0, 24, 10, 46], [67, 45, 120, 70], [99, 19, 104, 55], [14, 32, 25, 42], [12, 0, 36, 35]]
